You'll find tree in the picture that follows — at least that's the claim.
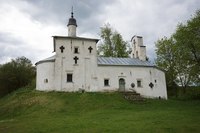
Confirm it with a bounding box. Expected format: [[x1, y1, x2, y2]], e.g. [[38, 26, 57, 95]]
[[0, 56, 35, 97], [112, 32, 129, 57], [173, 10, 200, 85], [155, 9, 200, 94], [98, 24, 129, 57], [155, 37, 177, 88]]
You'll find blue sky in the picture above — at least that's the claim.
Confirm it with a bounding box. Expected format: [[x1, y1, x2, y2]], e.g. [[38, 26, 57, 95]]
[[0, 0, 199, 64]]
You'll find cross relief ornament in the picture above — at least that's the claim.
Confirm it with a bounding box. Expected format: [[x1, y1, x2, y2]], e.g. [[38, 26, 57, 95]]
[[73, 56, 79, 64], [149, 82, 154, 89], [60, 46, 65, 53], [88, 46, 93, 53]]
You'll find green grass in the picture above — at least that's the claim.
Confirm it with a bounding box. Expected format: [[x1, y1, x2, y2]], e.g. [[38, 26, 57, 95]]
[[0, 88, 200, 133]]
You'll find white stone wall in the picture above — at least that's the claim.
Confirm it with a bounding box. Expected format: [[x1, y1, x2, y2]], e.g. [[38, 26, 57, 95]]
[[131, 36, 147, 61], [36, 59, 167, 99], [139, 46, 146, 61], [68, 25, 77, 37], [54, 37, 97, 91], [36, 36, 167, 99], [95, 66, 167, 99], [36, 62, 55, 91]]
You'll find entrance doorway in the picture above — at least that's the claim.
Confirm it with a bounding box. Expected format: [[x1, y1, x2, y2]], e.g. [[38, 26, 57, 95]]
[[119, 78, 125, 92]]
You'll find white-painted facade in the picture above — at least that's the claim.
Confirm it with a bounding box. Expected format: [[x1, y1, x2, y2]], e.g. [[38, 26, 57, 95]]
[[36, 12, 167, 99]]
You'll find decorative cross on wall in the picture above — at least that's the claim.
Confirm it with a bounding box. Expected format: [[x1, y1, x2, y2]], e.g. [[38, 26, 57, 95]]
[[149, 82, 154, 89], [73, 56, 79, 64], [88, 46, 93, 53], [60, 46, 65, 53]]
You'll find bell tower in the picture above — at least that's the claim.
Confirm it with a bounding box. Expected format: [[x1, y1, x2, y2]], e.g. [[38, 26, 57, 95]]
[[67, 7, 77, 37], [131, 36, 147, 61]]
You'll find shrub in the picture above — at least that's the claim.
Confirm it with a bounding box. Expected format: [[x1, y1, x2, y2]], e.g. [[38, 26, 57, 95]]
[[0, 56, 35, 97]]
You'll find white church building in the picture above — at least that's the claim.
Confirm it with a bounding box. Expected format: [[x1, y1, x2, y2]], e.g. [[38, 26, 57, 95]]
[[36, 12, 167, 99]]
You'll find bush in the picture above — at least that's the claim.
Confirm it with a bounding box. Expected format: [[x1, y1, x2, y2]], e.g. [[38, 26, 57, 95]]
[[168, 86, 200, 100], [0, 56, 35, 97]]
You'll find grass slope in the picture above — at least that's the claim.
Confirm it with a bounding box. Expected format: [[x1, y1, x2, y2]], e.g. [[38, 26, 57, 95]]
[[0, 89, 200, 133]]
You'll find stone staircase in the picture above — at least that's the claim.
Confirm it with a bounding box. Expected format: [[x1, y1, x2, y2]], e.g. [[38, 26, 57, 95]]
[[123, 91, 146, 102]]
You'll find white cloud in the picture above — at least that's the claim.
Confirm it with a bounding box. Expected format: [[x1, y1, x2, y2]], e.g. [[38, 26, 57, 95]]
[[0, 0, 199, 64], [0, 2, 66, 64], [98, 0, 200, 61]]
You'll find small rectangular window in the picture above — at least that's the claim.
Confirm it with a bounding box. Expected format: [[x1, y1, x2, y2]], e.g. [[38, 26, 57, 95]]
[[44, 79, 48, 83], [74, 47, 79, 54], [67, 74, 73, 82], [137, 80, 142, 87], [104, 79, 109, 86]]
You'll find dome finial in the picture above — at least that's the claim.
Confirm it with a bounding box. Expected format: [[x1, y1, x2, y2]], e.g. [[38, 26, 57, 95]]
[[67, 7, 77, 27], [67, 6, 77, 36], [71, 6, 74, 18]]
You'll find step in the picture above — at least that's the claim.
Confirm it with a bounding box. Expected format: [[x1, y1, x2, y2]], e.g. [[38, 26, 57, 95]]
[[123, 92, 146, 102]]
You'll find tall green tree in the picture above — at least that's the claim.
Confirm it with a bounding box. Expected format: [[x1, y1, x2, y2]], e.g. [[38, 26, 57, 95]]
[[0, 56, 35, 97], [173, 10, 200, 85], [98, 24, 129, 57], [155, 37, 177, 88], [155, 9, 200, 92]]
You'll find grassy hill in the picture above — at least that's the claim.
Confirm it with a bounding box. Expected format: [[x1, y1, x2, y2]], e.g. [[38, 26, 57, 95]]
[[0, 88, 200, 133]]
